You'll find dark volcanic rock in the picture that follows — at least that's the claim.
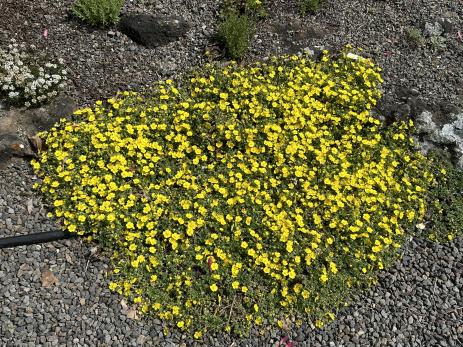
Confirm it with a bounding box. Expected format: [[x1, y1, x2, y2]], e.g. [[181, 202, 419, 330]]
[[0, 95, 75, 168], [0, 134, 34, 168], [119, 14, 189, 48], [438, 11, 460, 34]]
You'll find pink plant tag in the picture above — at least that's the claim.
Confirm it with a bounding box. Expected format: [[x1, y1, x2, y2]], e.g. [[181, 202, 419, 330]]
[[279, 336, 295, 347], [43, 29, 48, 39]]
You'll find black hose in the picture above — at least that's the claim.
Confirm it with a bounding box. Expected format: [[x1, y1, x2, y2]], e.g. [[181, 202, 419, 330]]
[[0, 230, 77, 249]]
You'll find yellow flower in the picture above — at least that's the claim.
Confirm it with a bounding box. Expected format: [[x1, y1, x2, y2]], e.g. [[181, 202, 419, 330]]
[[210, 284, 218, 292], [320, 267, 329, 283], [329, 261, 338, 274], [53, 200, 64, 207], [286, 240, 294, 253]]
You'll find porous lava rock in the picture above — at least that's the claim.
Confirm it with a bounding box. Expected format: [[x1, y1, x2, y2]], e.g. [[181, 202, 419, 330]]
[[119, 14, 189, 48]]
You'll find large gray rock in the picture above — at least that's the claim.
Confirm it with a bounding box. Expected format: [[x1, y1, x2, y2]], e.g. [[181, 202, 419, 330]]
[[32, 95, 76, 132], [423, 21, 444, 37], [0, 96, 76, 136], [415, 110, 463, 168], [0, 95, 76, 169], [119, 14, 189, 48]]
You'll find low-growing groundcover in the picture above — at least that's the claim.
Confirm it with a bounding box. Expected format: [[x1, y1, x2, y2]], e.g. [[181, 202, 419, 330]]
[[32, 50, 435, 337]]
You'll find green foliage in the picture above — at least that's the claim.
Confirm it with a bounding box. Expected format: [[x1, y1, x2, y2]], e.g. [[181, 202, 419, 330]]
[[33, 49, 434, 337], [222, 0, 266, 17], [244, 0, 267, 18], [404, 27, 425, 48], [214, 0, 265, 60], [299, 0, 322, 15], [429, 35, 447, 52], [72, 0, 125, 27], [424, 155, 463, 242], [217, 10, 253, 60]]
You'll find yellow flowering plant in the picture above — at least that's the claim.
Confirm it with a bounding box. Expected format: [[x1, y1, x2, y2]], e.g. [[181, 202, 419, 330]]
[[32, 49, 433, 336]]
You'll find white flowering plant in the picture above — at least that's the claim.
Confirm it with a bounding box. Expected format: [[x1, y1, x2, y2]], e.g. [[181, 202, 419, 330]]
[[0, 39, 68, 108]]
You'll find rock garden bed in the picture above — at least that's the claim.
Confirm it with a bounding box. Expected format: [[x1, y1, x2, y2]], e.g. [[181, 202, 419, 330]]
[[0, 0, 462, 346]]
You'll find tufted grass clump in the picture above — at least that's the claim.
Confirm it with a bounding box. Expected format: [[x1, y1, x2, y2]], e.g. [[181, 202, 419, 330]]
[[299, 0, 323, 15], [72, 0, 125, 27], [216, 0, 267, 60], [216, 9, 253, 60], [404, 26, 425, 48], [32, 49, 433, 337]]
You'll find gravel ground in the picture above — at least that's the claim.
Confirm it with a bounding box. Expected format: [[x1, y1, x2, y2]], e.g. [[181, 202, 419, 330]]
[[1, 0, 462, 346]]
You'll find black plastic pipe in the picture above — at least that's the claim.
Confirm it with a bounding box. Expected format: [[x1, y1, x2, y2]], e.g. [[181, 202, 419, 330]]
[[0, 230, 77, 249]]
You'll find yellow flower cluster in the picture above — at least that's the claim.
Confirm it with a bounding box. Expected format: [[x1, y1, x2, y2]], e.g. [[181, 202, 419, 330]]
[[32, 49, 432, 336]]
